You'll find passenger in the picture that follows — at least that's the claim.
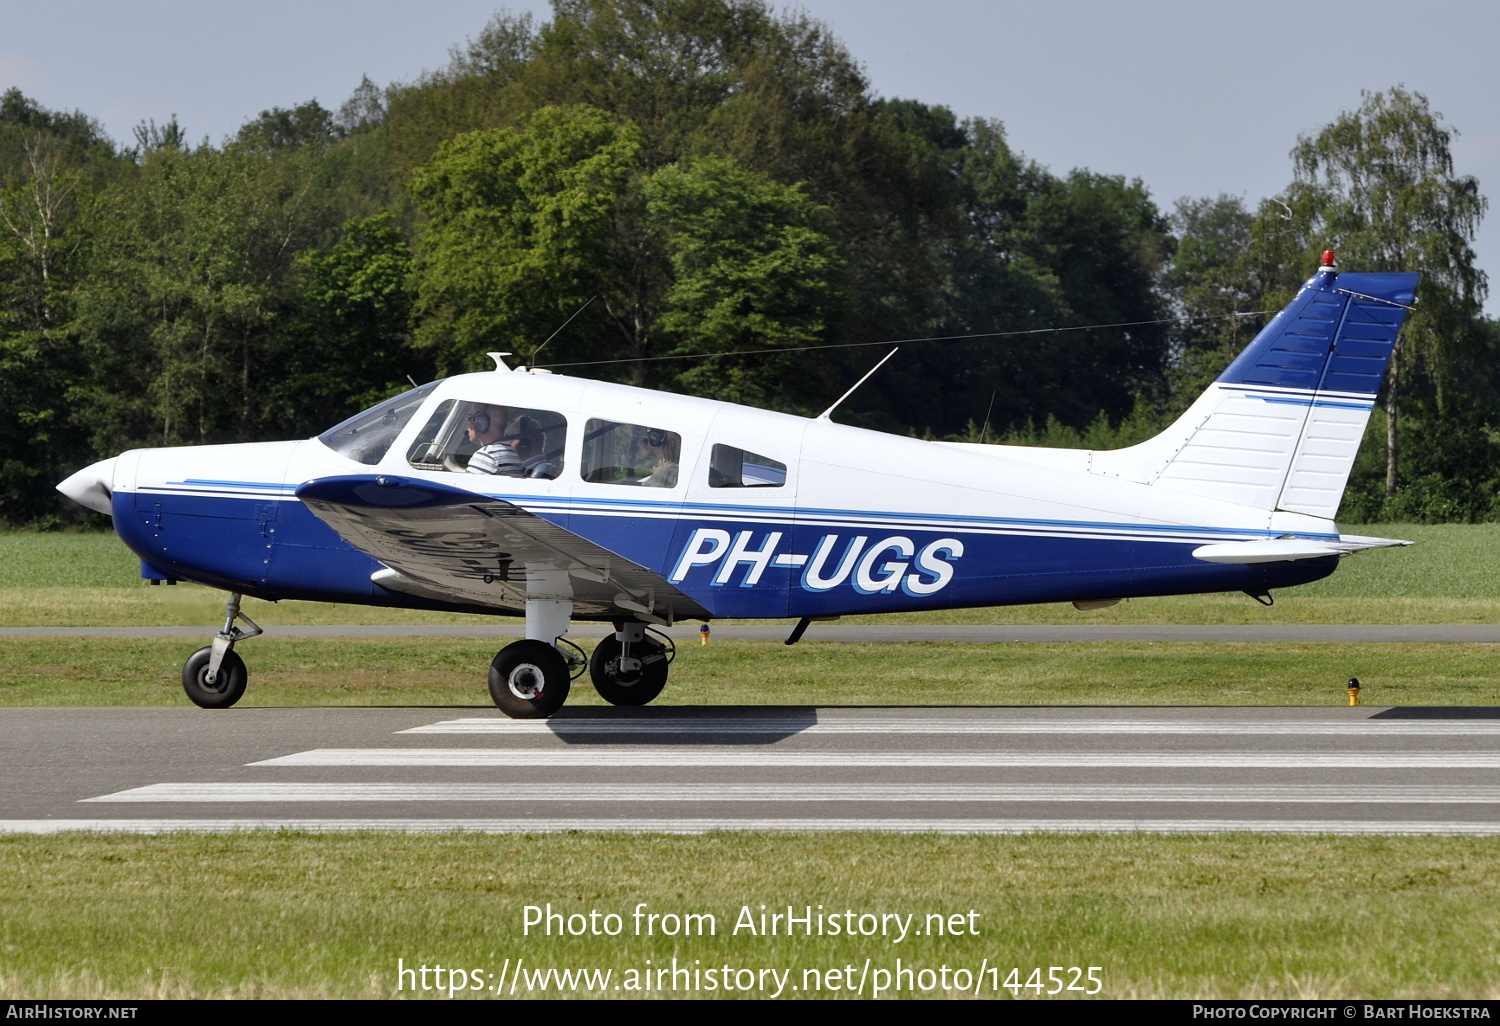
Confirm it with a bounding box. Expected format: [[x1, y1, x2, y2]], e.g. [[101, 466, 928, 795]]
[[639, 428, 679, 488], [465, 404, 524, 477], [503, 416, 545, 469]]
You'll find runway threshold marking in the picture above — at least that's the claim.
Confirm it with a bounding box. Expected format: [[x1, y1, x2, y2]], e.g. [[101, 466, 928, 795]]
[[82, 782, 1500, 804], [402, 717, 1500, 737], [12, 818, 1500, 835], [251, 749, 1500, 769], [49, 712, 1500, 836]]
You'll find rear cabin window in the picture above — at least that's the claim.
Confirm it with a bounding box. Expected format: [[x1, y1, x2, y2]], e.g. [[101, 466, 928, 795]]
[[406, 399, 566, 479], [580, 419, 682, 488], [709, 444, 787, 488]]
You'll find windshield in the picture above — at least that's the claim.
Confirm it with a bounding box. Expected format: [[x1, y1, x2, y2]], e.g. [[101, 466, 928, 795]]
[[316, 382, 440, 465]]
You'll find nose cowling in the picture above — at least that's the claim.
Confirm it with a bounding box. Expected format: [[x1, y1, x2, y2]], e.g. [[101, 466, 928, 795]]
[[57, 456, 118, 516]]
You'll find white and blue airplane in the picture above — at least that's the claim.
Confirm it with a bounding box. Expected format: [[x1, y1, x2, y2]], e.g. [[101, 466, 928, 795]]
[[58, 254, 1417, 717]]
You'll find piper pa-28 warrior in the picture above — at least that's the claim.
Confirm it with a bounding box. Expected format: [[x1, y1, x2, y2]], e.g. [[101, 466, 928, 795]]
[[58, 253, 1417, 718]]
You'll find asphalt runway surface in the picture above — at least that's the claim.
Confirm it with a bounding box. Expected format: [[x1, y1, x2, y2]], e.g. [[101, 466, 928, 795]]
[[6, 704, 1500, 835]]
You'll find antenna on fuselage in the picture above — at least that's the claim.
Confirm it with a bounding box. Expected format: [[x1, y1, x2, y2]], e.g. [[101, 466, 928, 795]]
[[528, 295, 598, 368], [978, 388, 997, 445], [816, 347, 900, 422]]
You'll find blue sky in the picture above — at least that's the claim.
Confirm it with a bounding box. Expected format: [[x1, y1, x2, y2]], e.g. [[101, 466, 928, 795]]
[[4, 1, 1496, 311]]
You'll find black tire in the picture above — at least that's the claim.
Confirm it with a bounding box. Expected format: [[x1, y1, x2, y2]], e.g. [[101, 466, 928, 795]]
[[488, 640, 571, 719], [181, 646, 247, 709], [589, 634, 669, 706]]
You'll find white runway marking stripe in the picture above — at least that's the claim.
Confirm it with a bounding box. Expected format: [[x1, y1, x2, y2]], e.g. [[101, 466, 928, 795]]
[[400, 717, 1500, 737], [82, 782, 1500, 804], [9, 818, 1500, 835], [251, 748, 1500, 769]]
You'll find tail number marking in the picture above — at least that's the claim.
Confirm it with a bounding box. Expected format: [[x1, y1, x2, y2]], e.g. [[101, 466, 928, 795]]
[[670, 529, 963, 596]]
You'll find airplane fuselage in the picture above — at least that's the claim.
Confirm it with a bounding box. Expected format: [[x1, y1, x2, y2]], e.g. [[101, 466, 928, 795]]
[[98, 368, 1339, 623]]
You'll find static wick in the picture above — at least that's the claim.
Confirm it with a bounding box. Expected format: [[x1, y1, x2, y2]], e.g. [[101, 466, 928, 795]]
[[1346, 677, 1361, 707]]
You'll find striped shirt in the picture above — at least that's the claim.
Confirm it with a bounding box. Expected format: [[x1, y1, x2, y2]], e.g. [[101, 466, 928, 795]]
[[467, 443, 524, 476]]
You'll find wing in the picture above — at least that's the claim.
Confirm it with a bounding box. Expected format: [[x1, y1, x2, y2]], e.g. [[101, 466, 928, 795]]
[[295, 474, 711, 624]]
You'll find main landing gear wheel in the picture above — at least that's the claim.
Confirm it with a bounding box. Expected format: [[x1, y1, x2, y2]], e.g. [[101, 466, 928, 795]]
[[589, 633, 669, 706], [181, 647, 247, 709], [489, 639, 571, 719]]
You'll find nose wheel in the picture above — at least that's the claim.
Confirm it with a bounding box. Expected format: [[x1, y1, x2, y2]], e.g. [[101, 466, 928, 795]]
[[181, 592, 261, 709], [182, 647, 247, 708]]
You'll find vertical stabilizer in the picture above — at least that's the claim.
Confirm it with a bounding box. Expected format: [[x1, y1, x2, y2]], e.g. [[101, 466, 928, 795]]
[[1089, 260, 1418, 517]]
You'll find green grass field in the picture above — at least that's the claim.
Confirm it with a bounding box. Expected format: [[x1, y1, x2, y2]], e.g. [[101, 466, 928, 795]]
[[1, 636, 1496, 707]]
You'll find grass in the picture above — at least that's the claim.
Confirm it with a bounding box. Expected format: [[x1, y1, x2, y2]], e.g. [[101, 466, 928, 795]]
[[1, 636, 1497, 707], [4, 523, 1500, 628], [2, 832, 1499, 999]]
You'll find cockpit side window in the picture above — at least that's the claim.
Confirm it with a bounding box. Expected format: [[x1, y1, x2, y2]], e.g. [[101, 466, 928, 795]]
[[709, 444, 786, 487], [317, 382, 440, 465], [406, 399, 566, 479], [581, 419, 682, 488]]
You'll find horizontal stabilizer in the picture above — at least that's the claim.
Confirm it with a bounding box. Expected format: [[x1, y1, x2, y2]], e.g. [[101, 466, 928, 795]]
[[1192, 535, 1411, 564]]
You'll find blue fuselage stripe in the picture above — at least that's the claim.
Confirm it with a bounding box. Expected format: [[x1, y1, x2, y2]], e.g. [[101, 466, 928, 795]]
[[112, 488, 1340, 618]]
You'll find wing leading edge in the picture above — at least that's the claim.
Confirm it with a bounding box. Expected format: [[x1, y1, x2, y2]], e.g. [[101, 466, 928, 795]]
[[295, 475, 712, 624]]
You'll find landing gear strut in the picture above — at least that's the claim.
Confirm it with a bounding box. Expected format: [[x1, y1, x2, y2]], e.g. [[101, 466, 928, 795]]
[[589, 621, 671, 706], [487, 581, 678, 718], [489, 579, 581, 719], [181, 592, 262, 709]]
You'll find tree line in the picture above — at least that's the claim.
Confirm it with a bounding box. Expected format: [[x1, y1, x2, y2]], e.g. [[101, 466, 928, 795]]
[[0, 0, 1491, 526]]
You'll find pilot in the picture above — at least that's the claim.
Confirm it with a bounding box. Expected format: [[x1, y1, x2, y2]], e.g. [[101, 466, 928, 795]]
[[639, 428, 678, 488], [465, 405, 524, 477]]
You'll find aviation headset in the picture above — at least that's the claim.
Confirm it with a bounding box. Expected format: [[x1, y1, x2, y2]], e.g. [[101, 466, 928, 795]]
[[468, 409, 492, 433], [505, 417, 540, 459], [646, 428, 668, 448]]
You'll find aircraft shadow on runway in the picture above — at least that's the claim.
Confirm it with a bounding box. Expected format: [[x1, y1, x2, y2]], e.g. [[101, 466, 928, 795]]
[[539, 704, 818, 745], [1371, 707, 1500, 719]]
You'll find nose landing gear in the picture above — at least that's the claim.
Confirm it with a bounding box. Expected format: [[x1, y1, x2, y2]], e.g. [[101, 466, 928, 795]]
[[181, 592, 262, 709]]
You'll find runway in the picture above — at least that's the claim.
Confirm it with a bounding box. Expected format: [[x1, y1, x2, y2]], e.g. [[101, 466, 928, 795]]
[[4, 705, 1500, 834]]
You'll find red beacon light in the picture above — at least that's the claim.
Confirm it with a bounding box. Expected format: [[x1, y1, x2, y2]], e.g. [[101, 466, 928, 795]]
[[1321, 249, 1337, 268]]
